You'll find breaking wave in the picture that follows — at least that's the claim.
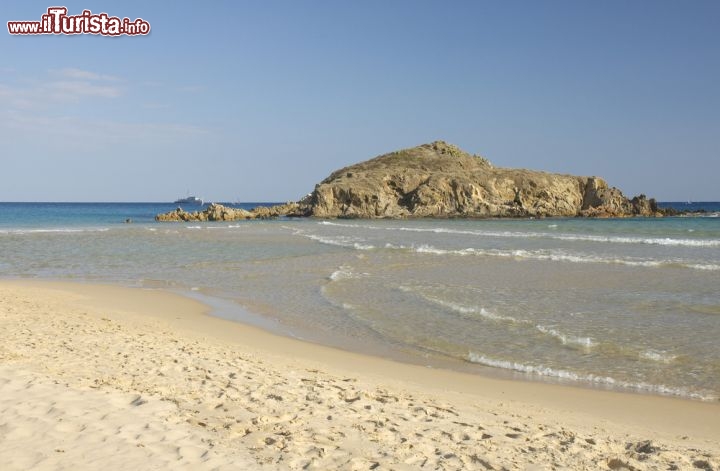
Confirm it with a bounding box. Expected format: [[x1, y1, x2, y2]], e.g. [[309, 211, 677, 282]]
[[467, 353, 713, 400], [552, 234, 720, 247], [384, 243, 720, 271], [294, 230, 375, 250], [328, 266, 364, 281], [303, 227, 720, 270], [535, 325, 596, 348], [402, 287, 596, 349], [419, 294, 519, 323], [317, 221, 720, 247], [640, 350, 677, 364]]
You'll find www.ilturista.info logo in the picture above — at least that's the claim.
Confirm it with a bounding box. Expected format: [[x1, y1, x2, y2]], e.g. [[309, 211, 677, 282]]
[[7, 7, 150, 36]]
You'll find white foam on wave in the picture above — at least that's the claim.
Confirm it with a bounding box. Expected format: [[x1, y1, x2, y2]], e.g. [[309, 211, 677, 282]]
[[297, 231, 375, 250], [317, 220, 720, 248], [328, 266, 360, 281], [398, 286, 520, 323], [316, 220, 381, 234], [426, 296, 519, 323], [535, 325, 596, 348], [403, 285, 598, 348], [640, 349, 677, 364], [397, 226, 487, 236], [467, 353, 713, 401], [554, 234, 720, 247], [383, 243, 719, 271], [525, 251, 674, 269], [318, 221, 364, 228], [353, 242, 375, 250], [686, 263, 720, 271], [411, 244, 455, 255], [307, 233, 347, 247], [185, 226, 203, 230]]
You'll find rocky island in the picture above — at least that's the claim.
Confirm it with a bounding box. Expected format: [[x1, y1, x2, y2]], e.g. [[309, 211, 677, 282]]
[[156, 141, 660, 221]]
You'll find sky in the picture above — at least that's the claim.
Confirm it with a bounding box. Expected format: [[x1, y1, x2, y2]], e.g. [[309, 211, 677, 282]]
[[1, 1, 718, 202]]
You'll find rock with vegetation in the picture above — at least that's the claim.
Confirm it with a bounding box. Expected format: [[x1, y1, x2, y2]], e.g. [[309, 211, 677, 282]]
[[156, 141, 662, 221], [305, 141, 660, 218]]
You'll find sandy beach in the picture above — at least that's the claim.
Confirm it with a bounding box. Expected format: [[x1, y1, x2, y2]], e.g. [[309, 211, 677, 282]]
[[1, 280, 718, 470]]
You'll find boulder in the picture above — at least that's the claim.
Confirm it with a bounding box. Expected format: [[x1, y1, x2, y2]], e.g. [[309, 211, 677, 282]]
[[155, 202, 306, 222]]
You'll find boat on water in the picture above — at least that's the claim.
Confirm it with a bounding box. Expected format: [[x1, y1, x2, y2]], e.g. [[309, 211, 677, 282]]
[[173, 195, 204, 205]]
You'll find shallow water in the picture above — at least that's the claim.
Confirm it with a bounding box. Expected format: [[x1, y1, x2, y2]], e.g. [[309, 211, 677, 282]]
[[1, 202, 719, 400]]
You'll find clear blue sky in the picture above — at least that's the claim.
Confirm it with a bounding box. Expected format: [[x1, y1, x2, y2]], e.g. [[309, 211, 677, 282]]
[[1, 1, 718, 202]]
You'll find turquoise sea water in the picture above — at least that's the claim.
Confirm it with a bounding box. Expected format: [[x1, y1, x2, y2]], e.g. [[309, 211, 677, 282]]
[[1, 202, 719, 400]]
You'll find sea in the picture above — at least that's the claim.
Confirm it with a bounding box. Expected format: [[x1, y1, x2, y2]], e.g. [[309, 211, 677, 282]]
[[1, 201, 719, 401]]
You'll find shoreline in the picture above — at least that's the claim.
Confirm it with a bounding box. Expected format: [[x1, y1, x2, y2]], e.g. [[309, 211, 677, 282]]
[[1, 279, 718, 469], [8, 275, 715, 403], [183, 283, 718, 404]]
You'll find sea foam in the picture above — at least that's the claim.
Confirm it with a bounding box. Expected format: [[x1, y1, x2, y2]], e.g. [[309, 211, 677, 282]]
[[317, 221, 720, 248], [467, 353, 713, 400], [421, 295, 519, 323], [294, 230, 375, 250], [535, 325, 596, 348], [306, 230, 720, 270], [382, 243, 719, 271], [640, 349, 677, 364], [413, 287, 597, 348], [328, 266, 362, 281]]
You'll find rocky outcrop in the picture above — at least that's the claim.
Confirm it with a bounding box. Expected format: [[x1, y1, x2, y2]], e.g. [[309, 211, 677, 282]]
[[306, 141, 660, 218], [156, 141, 662, 221], [155, 202, 306, 222]]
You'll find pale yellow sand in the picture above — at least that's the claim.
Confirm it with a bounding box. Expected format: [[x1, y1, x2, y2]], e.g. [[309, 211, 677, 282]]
[[1, 280, 718, 470]]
